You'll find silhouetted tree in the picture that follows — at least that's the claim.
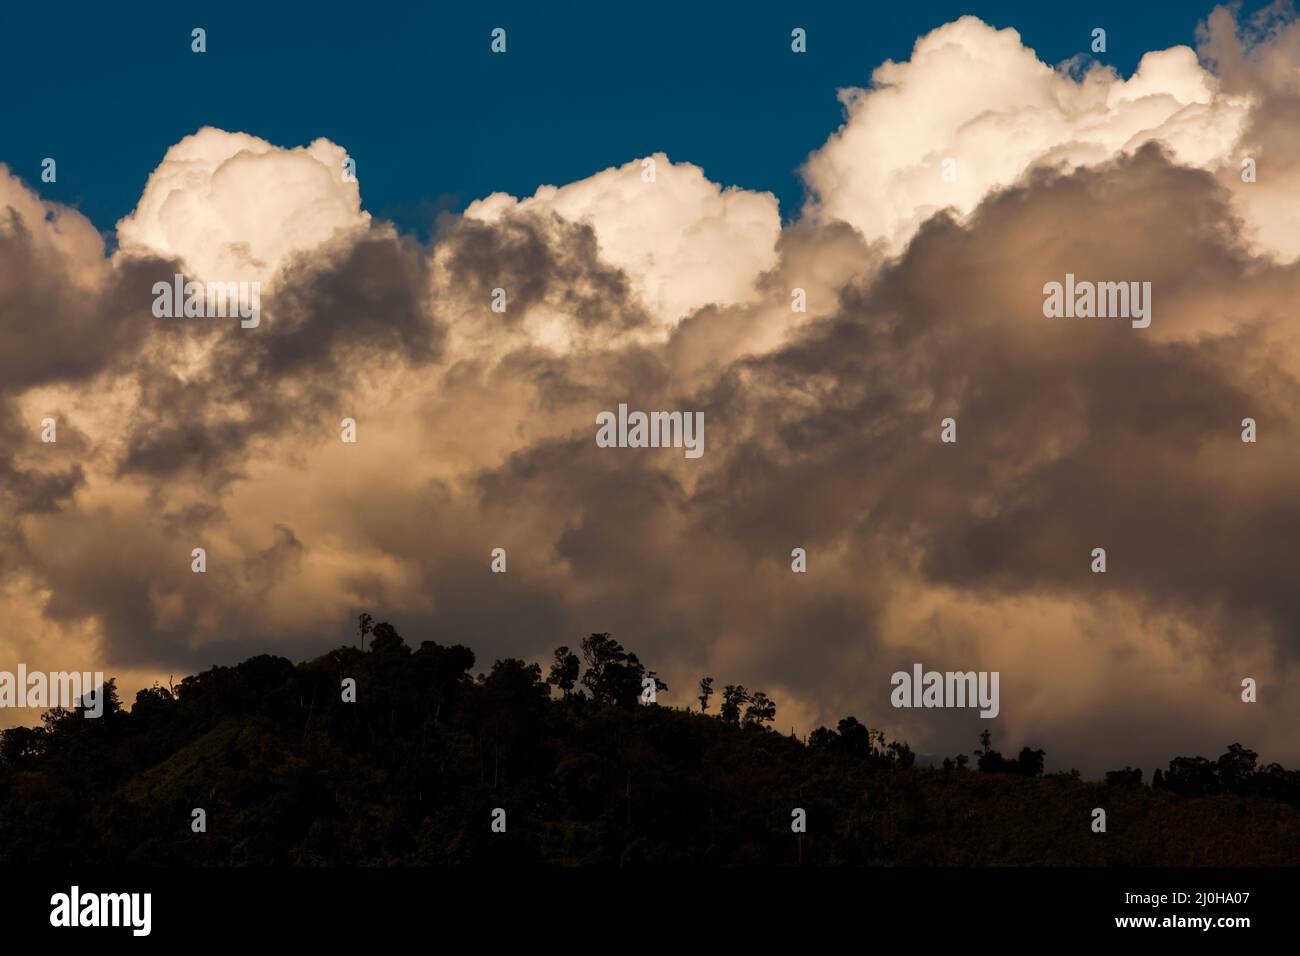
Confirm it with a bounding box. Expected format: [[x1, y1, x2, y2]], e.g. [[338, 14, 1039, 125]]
[[808, 726, 837, 751], [698, 677, 714, 712], [4, 614, 1299, 867], [1164, 756, 1219, 796], [369, 621, 409, 657], [1106, 767, 1143, 788], [547, 646, 580, 697], [580, 633, 649, 708], [720, 684, 749, 724], [836, 717, 873, 758], [974, 726, 1007, 772], [1217, 743, 1258, 793], [1016, 747, 1045, 777], [970, 732, 1044, 776], [743, 691, 776, 726], [0, 725, 45, 769], [888, 740, 916, 768]]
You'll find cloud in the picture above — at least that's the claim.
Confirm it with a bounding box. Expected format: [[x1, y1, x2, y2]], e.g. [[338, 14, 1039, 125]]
[[115, 127, 372, 288], [465, 153, 781, 328], [2, 5, 1300, 779], [801, 15, 1257, 255], [1198, 1, 1300, 258]]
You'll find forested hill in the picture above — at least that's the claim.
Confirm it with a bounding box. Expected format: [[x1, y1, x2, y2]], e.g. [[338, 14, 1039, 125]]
[[2, 618, 1298, 866]]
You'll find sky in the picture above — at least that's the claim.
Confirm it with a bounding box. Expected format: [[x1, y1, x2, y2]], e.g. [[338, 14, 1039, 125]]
[[2, 1, 1300, 777], [1, 0, 1277, 234]]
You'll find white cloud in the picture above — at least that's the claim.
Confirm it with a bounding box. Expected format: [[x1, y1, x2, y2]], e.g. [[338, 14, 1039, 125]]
[[802, 16, 1253, 254], [115, 127, 371, 288], [465, 153, 781, 327]]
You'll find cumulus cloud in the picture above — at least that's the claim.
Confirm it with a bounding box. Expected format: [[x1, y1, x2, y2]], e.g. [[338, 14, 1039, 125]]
[[3, 5, 1300, 778], [801, 15, 1259, 255], [465, 153, 781, 328], [115, 127, 372, 288]]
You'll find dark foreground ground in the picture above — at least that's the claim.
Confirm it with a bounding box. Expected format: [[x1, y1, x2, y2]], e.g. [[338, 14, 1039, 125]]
[[2, 620, 1296, 865]]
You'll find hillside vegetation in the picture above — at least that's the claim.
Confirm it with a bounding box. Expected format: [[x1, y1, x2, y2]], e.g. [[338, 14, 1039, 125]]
[[2, 618, 1297, 865]]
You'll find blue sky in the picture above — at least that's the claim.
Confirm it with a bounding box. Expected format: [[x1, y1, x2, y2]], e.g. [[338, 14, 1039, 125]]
[[0, 1, 1266, 236]]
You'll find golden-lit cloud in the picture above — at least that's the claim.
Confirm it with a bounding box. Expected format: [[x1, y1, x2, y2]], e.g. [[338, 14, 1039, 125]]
[[115, 127, 373, 289]]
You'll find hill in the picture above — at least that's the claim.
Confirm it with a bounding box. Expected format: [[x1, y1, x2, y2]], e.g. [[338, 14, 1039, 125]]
[[2, 618, 1298, 865]]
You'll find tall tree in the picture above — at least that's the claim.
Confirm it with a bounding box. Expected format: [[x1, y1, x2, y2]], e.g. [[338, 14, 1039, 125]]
[[743, 691, 776, 726], [720, 684, 749, 724], [698, 677, 714, 712], [547, 646, 580, 697], [579, 633, 647, 708]]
